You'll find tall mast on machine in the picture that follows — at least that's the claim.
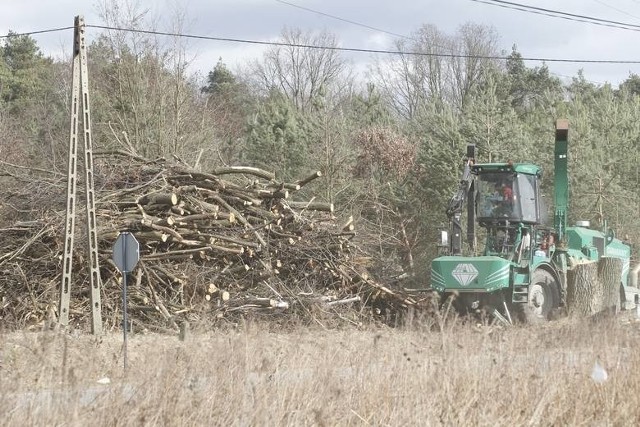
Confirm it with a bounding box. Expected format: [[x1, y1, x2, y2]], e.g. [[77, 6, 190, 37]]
[[554, 119, 569, 243]]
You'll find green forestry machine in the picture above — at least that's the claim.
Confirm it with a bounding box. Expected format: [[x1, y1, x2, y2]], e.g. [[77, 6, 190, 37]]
[[430, 120, 640, 323]]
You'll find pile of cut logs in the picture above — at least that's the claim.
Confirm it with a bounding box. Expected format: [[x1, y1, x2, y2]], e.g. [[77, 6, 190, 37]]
[[0, 152, 424, 331]]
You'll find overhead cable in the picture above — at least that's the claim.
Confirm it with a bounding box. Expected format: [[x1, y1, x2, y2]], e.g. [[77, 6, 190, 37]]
[[0, 26, 74, 39], [470, 0, 640, 31], [275, 0, 415, 42], [87, 24, 640, 64], [3, 23, 640, 65]]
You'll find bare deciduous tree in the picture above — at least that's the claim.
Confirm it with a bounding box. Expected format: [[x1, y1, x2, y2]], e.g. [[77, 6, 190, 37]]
[[372, 22, 500, 118], [449, 23, 500, 109], [251, 27, 348, 112], [92, 0, 209, 163]]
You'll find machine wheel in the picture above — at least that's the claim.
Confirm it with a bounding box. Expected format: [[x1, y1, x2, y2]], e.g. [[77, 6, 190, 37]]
[[519, 269, 560, 323]]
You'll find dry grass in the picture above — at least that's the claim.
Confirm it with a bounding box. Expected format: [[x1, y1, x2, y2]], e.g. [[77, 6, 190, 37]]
[[2, 314, 640, 426]]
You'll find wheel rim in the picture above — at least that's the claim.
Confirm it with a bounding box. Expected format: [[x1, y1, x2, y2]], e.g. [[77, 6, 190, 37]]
[[518, 270, 559, 323], [528, 283, 551, 318]]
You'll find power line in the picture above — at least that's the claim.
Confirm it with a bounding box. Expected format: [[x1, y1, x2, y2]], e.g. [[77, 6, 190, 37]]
[[3, 23, 640, 66], [275, 0, 414, 42], [87, 24, 640, 65], [274, 0, 605, 84], [274, 0, 472, 54], [591, 0, 640, 21], [0, 26, 74, 39], [475, 0, 640, 27], [470, 0, 640, 31]]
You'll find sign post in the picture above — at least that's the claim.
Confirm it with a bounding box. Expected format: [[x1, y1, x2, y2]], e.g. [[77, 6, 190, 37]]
[[112, 232, 140, 370]]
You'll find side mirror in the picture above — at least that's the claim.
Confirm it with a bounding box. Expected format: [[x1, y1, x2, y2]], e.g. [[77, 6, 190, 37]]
[[606, 228, 615, 245], [438, 231, 449, 247]]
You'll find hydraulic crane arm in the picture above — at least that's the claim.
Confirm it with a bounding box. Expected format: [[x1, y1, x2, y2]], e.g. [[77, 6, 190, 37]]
[[446, 144, 477, 255], [446, 156, 474, 217]]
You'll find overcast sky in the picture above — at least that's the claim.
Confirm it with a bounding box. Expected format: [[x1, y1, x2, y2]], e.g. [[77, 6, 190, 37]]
[[3, 0, 640, 86]]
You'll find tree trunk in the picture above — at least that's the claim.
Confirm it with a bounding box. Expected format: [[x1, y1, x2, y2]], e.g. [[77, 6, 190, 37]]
[[567, 257, 622, 316], [567, 261, 599, 316], [598, 257, 622, 313], [137, 192, 179, 206]]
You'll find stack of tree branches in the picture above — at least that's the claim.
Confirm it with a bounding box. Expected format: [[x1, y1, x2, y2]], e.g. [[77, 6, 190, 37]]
[[0, 152, 425, 331]]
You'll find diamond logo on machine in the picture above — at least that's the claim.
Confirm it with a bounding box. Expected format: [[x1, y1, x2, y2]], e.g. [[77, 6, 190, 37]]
[[452, 263, 479, 286]]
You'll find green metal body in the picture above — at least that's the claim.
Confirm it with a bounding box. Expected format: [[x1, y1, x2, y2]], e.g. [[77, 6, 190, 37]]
[[429, 120, 633, 317], [431, 256, 511, 292], [564, 226, 630, 284]]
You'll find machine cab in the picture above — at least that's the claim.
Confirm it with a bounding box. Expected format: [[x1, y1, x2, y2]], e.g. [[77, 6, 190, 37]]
[[473, 164, 542, 225]]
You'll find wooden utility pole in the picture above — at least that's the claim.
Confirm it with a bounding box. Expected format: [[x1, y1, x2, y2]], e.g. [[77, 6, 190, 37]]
[[59, 16, 102, 334]]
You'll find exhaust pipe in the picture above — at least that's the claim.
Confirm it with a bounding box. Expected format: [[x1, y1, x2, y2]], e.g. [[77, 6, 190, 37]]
[[630, 263, 640, 288]]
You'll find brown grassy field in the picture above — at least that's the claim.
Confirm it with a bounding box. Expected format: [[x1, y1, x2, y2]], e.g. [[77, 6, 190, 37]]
[[2, 314, 640, 426]]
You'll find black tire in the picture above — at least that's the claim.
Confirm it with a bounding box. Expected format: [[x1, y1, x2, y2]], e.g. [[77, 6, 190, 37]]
[[519, 269, 560, 323]]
